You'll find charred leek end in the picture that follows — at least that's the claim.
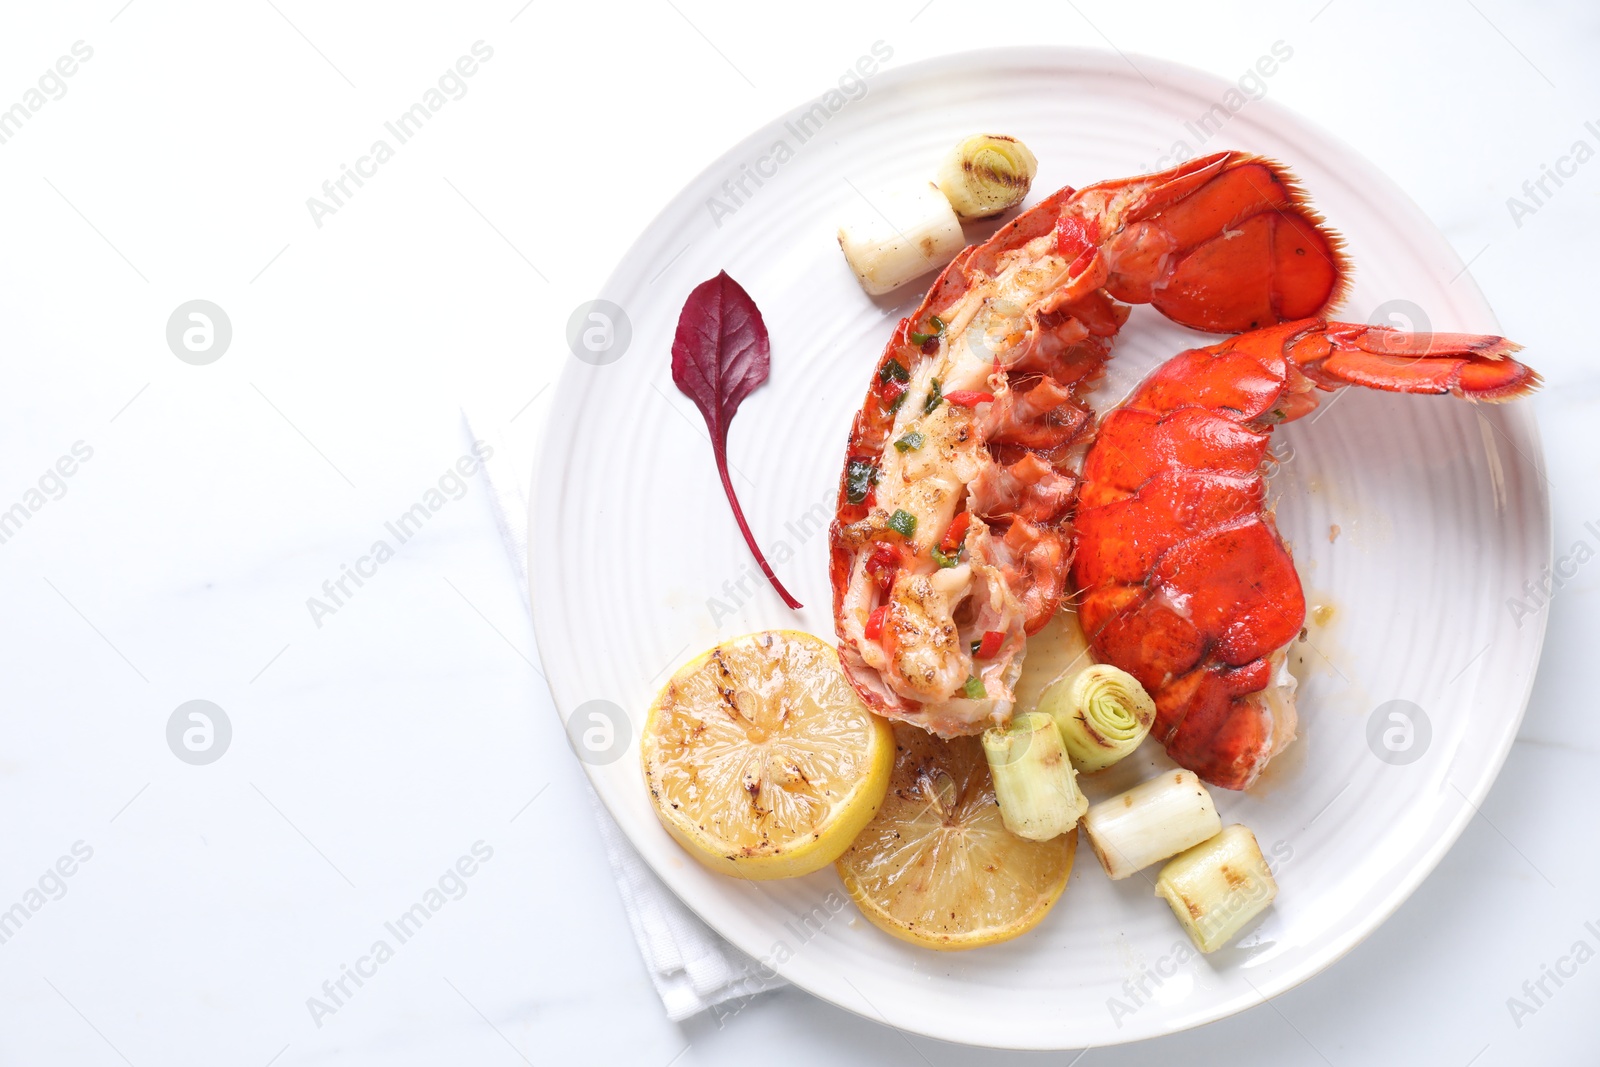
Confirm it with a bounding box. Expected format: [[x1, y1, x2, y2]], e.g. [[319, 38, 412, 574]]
[[935, 134, 1038, 219], [837, 182, 965, 296], [982, 712, 1086, 842], [1040, 664, 1156, 773], [1082, 769, 1221, 880], [1156, 825, 1279, 953]]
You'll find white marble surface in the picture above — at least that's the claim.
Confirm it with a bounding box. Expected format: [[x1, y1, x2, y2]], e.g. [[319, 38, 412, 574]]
[[0, 1, 1595, 1063]]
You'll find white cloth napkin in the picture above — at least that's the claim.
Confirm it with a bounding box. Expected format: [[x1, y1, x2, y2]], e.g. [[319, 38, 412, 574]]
[[462, 409, 787, 1021]]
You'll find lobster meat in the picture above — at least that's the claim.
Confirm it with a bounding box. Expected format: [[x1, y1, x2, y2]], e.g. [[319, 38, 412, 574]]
[[1073, 320, 1541, 789], [830, 152, 1348, 738]]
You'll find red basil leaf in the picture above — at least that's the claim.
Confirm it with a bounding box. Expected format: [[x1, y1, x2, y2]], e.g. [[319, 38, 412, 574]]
[[671, 271, 801, 609]]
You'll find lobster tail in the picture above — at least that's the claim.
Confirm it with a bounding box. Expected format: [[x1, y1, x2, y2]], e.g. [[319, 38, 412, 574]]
[[1073, 318, 1540, 790], [1287, 323, 1539, 402], [1078, 152, 1351, 335]]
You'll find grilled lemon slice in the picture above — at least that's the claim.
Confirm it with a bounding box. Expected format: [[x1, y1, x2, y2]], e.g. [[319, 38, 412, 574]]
[[837, 723, 1076, 949], [641, 630, 893, 880]]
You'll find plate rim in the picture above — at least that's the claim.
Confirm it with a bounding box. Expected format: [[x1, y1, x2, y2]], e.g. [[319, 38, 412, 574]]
[[530, 44, 1553, 1048]]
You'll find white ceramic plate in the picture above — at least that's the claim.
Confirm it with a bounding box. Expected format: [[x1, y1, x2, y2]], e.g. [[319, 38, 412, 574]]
[[530, 48, 1550, 1049]]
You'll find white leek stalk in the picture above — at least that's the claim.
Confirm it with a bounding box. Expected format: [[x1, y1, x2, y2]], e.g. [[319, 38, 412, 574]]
[[1155, 824, 1278, 953], [981, 712, 1086, 841], [1082, 769, 1221, 880], [1039, 664, 1156, 773], [837, 182, 965, 296], [935, 134, 1038, 219]]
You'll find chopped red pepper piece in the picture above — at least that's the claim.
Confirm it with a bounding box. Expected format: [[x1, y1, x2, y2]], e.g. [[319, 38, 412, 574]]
[[864, 605, 888, 640], [865, 543, 900, 595], [940, 512, 972, 553], [943, 390, 995, 408], [975, 629, 1005, 660], [1068, 247, 1098, 275], [1056, 215, 1103, 276], [1056, 215, 1101, 257]]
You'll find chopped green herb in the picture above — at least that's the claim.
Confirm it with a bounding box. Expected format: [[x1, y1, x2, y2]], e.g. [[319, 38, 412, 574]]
[[888, 509, 917, 538], [929, 315, 946, 334], [924, 379, 943, 415], [963, 676, 986, 700], [908, 330, 932, 345], [888, 391, 907, 415], [879, 359, 909, 383], [894, 430, 925, 453], [931, 547, 959, 569], [845, 459, 879, 504]]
